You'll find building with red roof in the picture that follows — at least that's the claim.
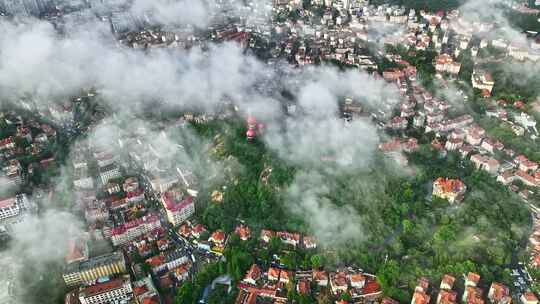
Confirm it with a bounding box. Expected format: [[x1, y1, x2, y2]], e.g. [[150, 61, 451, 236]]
[[110, 213, 161, 246], [160, 190, 194, 226], [78, 276, 132, 304], [235, 224, 251, 241], [243, 264, 261, 285], [433, 177, 467, 203], [488, 282, 511, 304]]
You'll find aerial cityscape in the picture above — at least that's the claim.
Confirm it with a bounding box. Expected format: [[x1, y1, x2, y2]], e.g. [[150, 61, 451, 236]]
[[0, 0, 539, 303]]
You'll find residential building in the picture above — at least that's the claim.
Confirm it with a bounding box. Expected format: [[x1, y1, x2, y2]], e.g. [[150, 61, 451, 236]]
[[471, 69, 495, 93], [0, 194, 28, 221], [78, 276, 133, 304], [440, 274, 455, 290], [243, 264, 261, 285], [432, 177, 467, 203], [488, 282, 511, 304], [521, 292, 539, 304], [465, 272, 480, 287], [99, 164, 121, 185], [110, 213, 161, 246], [160, 189, 195, 226], [411, 291, 430, 304], [470, 154, 500, 174], [62, 251, 127, 287], [435, 54, 461, 74]]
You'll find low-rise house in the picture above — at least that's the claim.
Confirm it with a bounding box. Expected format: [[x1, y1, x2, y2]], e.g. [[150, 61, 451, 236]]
[[386, 116, 408, 130], [297, 279, 310, 295], [416, 277, 430, 293], [445, 138, 463, 151], [349, 273, 366, 288], [313, 270, 329, 286], [330, 272, 349, 294], [471, 69, 495, 93], [516, 170, 538, 187], [244, 264, 261, 285], [521, 292, 539, 304], [515, 155, 539, 173], [440, 274, 455, 290], [267, 267, 280, 281], [412, 291, 431, 304], [276, 231, 300, 247], [470, 154, 500, 175], [235, 224, 251, 241], [463, 286, 484, 304], [260, 229, 274, 243], [303, 236, 317, 249], [488, 282, 511, 304], [435, 54, 461, 75], [437, 289, 457, 304]]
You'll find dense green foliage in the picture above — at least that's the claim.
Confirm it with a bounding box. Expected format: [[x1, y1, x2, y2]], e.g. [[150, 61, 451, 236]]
[[185, 119, 531, 303]]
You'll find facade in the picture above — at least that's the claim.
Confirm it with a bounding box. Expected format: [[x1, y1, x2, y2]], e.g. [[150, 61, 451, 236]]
[[98, 164, 121, 185], [160, 190, 194, 226], [78, 276, 133, 304], [471, 70, 495, 93], [62, 251, 126, 287], [435, 54, 461, 74], [0, 194, 29, 221], [110, 213, 161, 246]]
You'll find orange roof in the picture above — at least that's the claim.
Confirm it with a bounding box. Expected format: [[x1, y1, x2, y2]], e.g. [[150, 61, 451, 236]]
[[80, 278, 125, 297], [467, 272, 480, 284], [523, 292, 538, 302], [280, 270, 290, 282], [235, 224, 251, 240], [412, 291, 430, 304], [441, 274, 455, 288], [146, 255, 164, 267], [313, 270, 328, 281], [350, 273, 365, 284], [178, 224, 191, 237], [434, 177, 465, 194], [210, 231, 226, 243], [245, 264, 261, 281], [297, 279, 310, 295], [438, 289, 457, 303], [133, 286, 148, 296], [267, 267, 280, 280], [489, 282, 509, 301]]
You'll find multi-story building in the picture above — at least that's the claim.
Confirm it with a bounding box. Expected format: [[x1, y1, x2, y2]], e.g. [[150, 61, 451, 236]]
[[0, 194, 29, 221], [471, 69, 495, 93], [160, 189, 194, 226], [2, 159, 24, 186], [62, 251, 126, 287], [99, 164, 121, 185], [78, 276, 133, 304], [434, 54, 461, 75], [110, 213, 161, 246], [471, 154, 500, 175]]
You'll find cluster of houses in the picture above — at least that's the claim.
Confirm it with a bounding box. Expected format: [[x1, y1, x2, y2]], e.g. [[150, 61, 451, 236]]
[[410, 273, 538, 304], [237, 264, 381, 304]]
